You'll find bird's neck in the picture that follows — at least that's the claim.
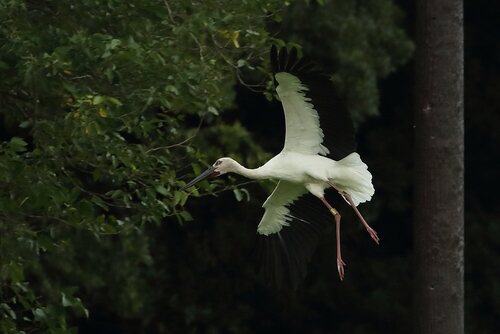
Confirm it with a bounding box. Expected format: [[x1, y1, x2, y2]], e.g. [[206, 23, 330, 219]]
[[233, 163, 266, 180]]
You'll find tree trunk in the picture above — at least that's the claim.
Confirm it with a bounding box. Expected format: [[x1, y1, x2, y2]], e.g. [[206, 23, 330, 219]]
[[414, 0, 464, 333]]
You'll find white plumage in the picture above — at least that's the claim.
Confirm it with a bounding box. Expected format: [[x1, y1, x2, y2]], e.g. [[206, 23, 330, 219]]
[[256, 152, 374, 235], [275, 72, 329, 156], [182, 46, 378, 287]]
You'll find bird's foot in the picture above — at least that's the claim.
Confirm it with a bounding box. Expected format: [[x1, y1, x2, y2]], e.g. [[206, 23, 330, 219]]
[[337, 257, 346, 281], [366, 226, 380, 244], [334, 188, 381, 245]]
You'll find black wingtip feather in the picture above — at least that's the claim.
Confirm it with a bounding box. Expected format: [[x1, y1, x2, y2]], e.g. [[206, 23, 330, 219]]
[[270, 45, 315, 76], [286, 47, 298, 71], [278, 47, 288, 72], [270, 45, 278, 73]]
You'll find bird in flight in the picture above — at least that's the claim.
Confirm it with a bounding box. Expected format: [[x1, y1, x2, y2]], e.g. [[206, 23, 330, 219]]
[[182, 45, 378, 288]]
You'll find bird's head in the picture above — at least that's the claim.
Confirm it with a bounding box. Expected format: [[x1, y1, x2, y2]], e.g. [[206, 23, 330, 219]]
[[181, 157, 239, 190], [212, 157, 239, 175]]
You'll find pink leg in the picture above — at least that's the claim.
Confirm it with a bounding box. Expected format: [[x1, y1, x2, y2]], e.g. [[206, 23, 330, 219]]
[[328, 182, 380, 244], [319, 197, 346, 281]]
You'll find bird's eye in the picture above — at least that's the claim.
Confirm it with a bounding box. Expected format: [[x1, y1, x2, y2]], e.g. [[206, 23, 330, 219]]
[[215, 160, 222, 166]]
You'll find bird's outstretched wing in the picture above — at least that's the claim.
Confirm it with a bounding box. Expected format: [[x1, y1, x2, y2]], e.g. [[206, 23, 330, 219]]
[[257, 181, 307, 235], [256, 181, 333, 289], [270, 45, 356, 160]]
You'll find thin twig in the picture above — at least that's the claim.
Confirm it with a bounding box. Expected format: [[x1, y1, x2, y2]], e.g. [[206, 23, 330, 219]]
[[236, 70, 267, 93], [162, 0, 176, 23], [193, 180, 258, 198], [190, 33, 204, 61], [146, 118, 204, 154], [70, 74, 93, 81]]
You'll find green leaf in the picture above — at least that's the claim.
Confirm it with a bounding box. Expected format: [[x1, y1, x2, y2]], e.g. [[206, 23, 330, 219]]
[[37, 234, 55, 252], [155, 185, 169, 196], [208, 106, 219, 115], [0, 303, 16, 319], [91, 196, 108, 211], [233, 188, 250, 202], [173, 191, 183, 205], [33, 308, 46, 321], [237, 59, 246, 67], [107, 97, 123, 106], [179, 211, 193, 222], [165, 85, 179, 95], [191, 163, 202, 175], [109, 38, 121, 49], [19, 120, 32, 128], [8, 137, 27, 152], [233, 188, 243, 202], [92, 95, 105, 105], [61, 293, 72, 307]]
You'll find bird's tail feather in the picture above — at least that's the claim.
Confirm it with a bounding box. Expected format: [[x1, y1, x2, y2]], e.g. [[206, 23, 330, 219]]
[[333, 153, 374, 206]]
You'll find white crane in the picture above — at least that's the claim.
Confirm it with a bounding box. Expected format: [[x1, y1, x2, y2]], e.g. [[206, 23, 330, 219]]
[[182, 46, 378, 288]]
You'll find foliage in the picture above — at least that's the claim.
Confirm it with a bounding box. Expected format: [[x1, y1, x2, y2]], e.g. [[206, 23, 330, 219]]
[[0, 0, 284, 332], [280, 0, 414, 121]]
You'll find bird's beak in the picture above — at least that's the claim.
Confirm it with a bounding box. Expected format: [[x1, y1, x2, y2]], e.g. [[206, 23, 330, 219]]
[[181, 166, 220, 191]]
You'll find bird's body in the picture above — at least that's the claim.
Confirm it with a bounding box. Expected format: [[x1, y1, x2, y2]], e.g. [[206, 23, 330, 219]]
[[182, 46, 378, 288], [258, 152, 339, 183], [231, 151, 372, 202], [266, 152, 371, 195]]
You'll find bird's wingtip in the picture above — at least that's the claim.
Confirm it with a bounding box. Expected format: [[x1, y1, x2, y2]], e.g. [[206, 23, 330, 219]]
[[270, 44, 312, 76]]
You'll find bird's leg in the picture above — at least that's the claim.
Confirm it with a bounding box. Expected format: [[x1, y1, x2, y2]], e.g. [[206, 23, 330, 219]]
[[319, 197, 346, 281], [328, 182, 380, 244]]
